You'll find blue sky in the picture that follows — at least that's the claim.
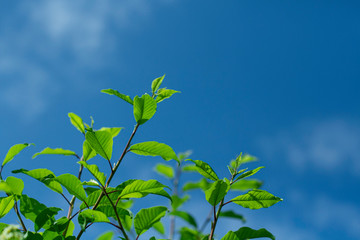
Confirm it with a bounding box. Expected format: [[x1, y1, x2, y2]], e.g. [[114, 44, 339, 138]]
[[1, 0, 360, 239]]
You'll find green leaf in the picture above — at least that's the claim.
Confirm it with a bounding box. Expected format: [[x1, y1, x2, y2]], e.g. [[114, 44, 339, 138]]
[[187, 160, 219, 181], [34, 207, 62, 232], [235, 167, 264, 181], [117, 179, 171, 201], [182, 165, 198, 172], [205, 180, 230, 206], [80, 188, 120, 209], [133, 94, 157, 125], [230, 179, 262, 191], [231, 189, 282, 210], [178, 150, 193, 162], [171, 194, 190, 210], [85, 130, 113, 161], [156, 88, 180, 103], [20, 195, 47, 223], [151, 75, 165, 95], [98, 127, 123, 138], [5, 176, 24, 195], [0, 196, 14, 218], [152, 221, 165, 235], [55, 174, 87, 202], [82, 180, 101, 187], [68, 113, 85, 134], [0, 223, 8, 233], [23, 231, 43, 240], [134, 206, 167, 236], [78, 209, 109, 230], [101, 89, 133, 105], [45, 217, 73, 235], [12, 168, 63, 194], [82, 140, 97, 161], [154, 163, 174, 179], [179, 227, 204, 240], [79, 162, 106, 186], [2, 143, 33, 167], [170, 210, 197, 228], [32, 147, 77, 159], [183, 178, 211, 192], [240, 154, 258, 164], [130, 141, 178, 162], [97, 206, 132, 219], [221, 227, 275, 240], [120, 214, 133, 231], [96, 231, 114, 240], [219, 210, 245, 223]]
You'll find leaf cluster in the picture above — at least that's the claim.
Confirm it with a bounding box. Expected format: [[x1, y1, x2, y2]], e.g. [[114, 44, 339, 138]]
[[0, 76, 281, 240]]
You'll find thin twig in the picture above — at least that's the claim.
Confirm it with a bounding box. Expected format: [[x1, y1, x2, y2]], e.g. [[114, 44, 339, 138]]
[[76, 123, 140, 239]]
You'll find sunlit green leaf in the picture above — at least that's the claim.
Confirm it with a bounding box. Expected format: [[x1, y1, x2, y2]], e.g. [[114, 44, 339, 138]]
[[101, 89, 133, 105], [231, 190, 282, 210], [120, 214, 133, 231], [130, 141, 178, 162], [96, 206, 132, 220], [68, 113, 85, 134], [82, 180, 100, 187], [133, 94, 157, 125], [80, 188, 121, 209], [32, 148, 77, 159], [96, 231, 114, 240], [12, 168, 63, 194], [156, 88, 180, 103], [171, 194, 190, 210], [134, 206, 167, 236], [219, 210, 245, 223], [78, 209, 109, 230], [187, 160, 219, 181], [98, 127, 123, 138], [235, 167, 264, 182], [151, 75, 165, 95], [152, 221, 165, 235], [182, 165, 198, 172], [4, 176, 24, 196], [85, 130, 113, 161], [205, 180, 230, 206], [55, 174, 87, 202], [0, 196, 14, 218], [170, 210, 197, 228], [2, 143, 33, 167], [79, 162, 106, 186], [117, 179, 171, 201], [183, 178, 211, 192], [179, 227, 204, 240], [178, 150, 193, 162], [221, 227, 275, 240], [154, 163, 174, 179], [230, 179, 262, 191], [82, 140, 97, 161]]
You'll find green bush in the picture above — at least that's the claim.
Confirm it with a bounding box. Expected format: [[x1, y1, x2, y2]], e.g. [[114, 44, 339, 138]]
[[0, 75, 282, 240]]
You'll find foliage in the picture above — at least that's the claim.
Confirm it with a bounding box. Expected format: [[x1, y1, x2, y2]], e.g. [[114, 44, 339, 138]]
[[0, 76, 282, 239]]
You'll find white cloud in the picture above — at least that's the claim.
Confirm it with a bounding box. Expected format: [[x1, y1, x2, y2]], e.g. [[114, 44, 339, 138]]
[[289, 190, 360, 238], [311, 196, 360, 236], [0, 0, 168, 120], [260, 119, 360, 175]]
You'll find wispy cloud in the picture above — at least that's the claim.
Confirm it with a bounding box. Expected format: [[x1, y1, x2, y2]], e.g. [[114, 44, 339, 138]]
[[0, 0, 168, 120], [289, 190, 360, 238], [259, 119, 360, 175]]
